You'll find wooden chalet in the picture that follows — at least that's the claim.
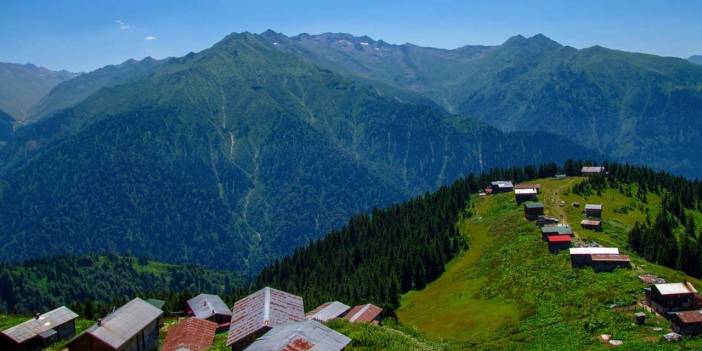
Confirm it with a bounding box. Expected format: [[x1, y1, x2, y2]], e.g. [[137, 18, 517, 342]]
[[580, 219, 602, 231], [306, 301, 351, 323], [67, 298, 163, 351], [547, 235, 572, 253], [588, 254, 631, 272], [1, 306, 78, 351], [541, 225, 573, 240], [569, 247, 622, 268], [585, 204, 603, 218], [244, 320, 350, 351], [515, 183, 541, 193], [490, 181, 514, 193], [187, 293, 232, 328], [523, 202, 544, 220], [645, 282, 700, 315], [671, 310, 702, 335], [344, 304, 383, 324], [581, 166, 606, 177], [514, 188, 537, 203], [226, 287, 305, 350], [163, 317, 217, 351]]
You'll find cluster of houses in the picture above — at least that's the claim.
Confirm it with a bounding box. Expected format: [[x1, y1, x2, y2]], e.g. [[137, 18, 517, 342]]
[[643, 279, 702, 336], [0, 287, 383, 351]]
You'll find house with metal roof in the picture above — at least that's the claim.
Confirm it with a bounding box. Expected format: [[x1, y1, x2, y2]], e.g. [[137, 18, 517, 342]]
[[581, 166, 606, 176], [588, 254, 631, 272], [585, 204, 603, 218], [515, 183, 541, 193], [163, 317, 217, 351], [244, 320, 350, 351], [0, 306, 78, 351], [671, 310, 702, 335], [67, 298, 163, 351], [490, 181, 514, 193], [344, 304, 383, 324], [226, 287, 305, 350], [580, 219, 602, 231], [547, 235, 572, 253], [306, 301, 351, 323], [523, 202, 544, 220], [514, 188, 537, 203], [645, 282, 700, 315], [541, 225, 573, 240], [187, 293, 232, 327], [569, 247, 625, 269]]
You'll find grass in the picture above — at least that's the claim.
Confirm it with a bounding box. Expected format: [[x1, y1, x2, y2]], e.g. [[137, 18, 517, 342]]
[[396, 176, 702, 350]]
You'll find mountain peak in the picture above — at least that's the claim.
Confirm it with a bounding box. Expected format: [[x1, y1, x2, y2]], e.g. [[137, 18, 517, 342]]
[[501, 33, 562, 52]]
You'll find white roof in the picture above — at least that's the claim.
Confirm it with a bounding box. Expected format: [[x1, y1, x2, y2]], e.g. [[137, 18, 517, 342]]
[[581, 166, 605, 173], [655, 282, 698, 295], [2, 306, 78, 343], [306, 301, 350, 322], [569, 247, 619, 255], [491, 181, 513, 188], [244, 320, 350, 351], [585, 204, 603, 210], [515, 188, 537, 195]]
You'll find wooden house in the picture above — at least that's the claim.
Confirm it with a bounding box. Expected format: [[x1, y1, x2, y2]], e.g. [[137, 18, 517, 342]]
[[569, 247, 619, 268], [490, 181, 514, 193], [671, 310, 702, 335], [1, 306, 78, 351], [187, 293, 232, 328], [163, 317, 217, 351], [306, 301, 351, 323], [344, 304, 383, 324], [541, 225, 573, 240], [226, 287, 305, 350], [581, 166, 606, 177], [580, 219, 602, 231], [547, 235, 572, 253], [244, 320, 350, 351], [585, 204, 603, 218], [588, 254, 631, 272], [523, 202, 544, 220], [67, 298, 163, 351], [645, 282, 700, 315], [514, 188, 538, 203]]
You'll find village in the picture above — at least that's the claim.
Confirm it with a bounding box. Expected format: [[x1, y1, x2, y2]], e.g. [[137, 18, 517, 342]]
[[2, 165, 702, 351]]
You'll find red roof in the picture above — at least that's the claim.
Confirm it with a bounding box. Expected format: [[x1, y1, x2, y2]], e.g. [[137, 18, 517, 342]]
[[547, 235, 572, 243], [344, 304, 382, 323], [163, 317, 217, 351]]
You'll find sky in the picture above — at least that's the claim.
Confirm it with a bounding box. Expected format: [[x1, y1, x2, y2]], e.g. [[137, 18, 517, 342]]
[[1, 0, 701, 72]]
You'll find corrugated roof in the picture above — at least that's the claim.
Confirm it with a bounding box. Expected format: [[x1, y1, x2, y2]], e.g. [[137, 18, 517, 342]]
[[547, 235, 572, 243], [83, 298, 163, 349], [515, 183, 541, 190], [590, 254, 630, 262], [491, 181, 513, 188], [163, 317, 217, 351], [2, 306, 78, 344], [541, 225, 573, 235], [655, 282, 698, 295], [187, 294, 232, 320], [305, 302, 350, 322], [227, 287, 305, 346], [585, 204, 603, 210], [514, 188, 537, 195], [244, 320, 350, 351], [344, 304, 382, 323], [569, 247, 619, 255], [524, 202, 544, 209], [581, 166, 605, 173], [675, 310, 702, 324], [581, 219, 601, 226]]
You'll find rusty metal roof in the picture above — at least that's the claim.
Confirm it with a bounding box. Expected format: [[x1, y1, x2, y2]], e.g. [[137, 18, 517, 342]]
[[1, 306, 78, 344], [581, 219, 601, 226], [675, 310, 702, 324], [226, 287, 305, 346], [515, 183, 541, 190], [163, 317, 217, 351], [305, 302, 350, 322], [590, 254, 630, 262], [244, 320, 350, 351], [344, 304, 382, 323], [81, 298, 163, 349], [187, 294, 232, 320]]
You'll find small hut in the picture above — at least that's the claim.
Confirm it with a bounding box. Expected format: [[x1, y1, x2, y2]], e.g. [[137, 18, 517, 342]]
[[581, 219, 602, 231], [585, 204, 603, 218], [547, 235, 572, 253], [306, 301, 351, 323], [523, 202, 544, 220], [1, 306, 78, 351], [344, 304, 383, 324], [671, 310, 702, 335]]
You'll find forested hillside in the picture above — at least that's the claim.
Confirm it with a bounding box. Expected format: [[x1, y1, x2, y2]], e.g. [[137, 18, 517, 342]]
[[0, 33, 597, 274], [0, 109, 12, 144], [0, 254, 241, 316], [262, 31, 702, 177]]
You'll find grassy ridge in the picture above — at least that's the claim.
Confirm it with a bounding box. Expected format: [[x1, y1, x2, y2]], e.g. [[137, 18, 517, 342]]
[[397, 177, 702, 350]]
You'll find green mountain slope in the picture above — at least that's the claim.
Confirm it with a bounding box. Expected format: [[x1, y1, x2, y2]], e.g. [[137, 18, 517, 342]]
[[0, 253, 241, 316], [0, 63, 75, 122], [0, 109, 12, 144], [262, 32, 702, 178], [28, 57, 167, 122], [257, 162, 702, 350], [0, 33, 598, 274]]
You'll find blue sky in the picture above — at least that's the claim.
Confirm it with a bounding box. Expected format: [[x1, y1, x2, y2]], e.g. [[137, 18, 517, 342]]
[[1, 0, 701, 72]]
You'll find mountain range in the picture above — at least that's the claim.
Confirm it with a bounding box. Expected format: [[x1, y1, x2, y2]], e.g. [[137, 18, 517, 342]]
[[689, 55, 702, 65], [261, 31, 702, 177], [0, 33, 595, 273], [0, 62, 75, 122]]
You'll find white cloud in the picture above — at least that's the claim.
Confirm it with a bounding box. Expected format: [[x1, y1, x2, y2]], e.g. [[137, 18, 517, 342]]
[[116, 19, 130, 30], [144, 36, 158, 41]]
